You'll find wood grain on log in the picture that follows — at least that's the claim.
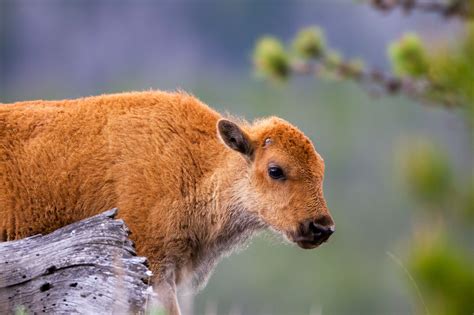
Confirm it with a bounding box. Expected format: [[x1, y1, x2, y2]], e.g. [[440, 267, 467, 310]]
[[0, 209, 154, 314]]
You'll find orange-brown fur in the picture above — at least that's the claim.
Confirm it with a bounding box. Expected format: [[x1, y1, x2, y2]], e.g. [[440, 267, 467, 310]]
[[0, 91, 334, 314]]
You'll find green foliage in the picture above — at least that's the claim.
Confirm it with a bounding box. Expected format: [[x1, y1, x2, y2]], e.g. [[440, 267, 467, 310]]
[[427, 22, 474, 122], [400, 140, 453, 206], [461, 177, 474, 222], [292, 26, 325, 59], [253, 22, 471, 110], [409, 235, 474, 315], [388, 33, 429, 78], [253, 37, 290, 80], [399, 136, 473, 315]]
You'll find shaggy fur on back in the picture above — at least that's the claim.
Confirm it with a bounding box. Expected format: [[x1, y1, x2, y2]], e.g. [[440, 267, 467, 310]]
[[1, 91, 228, 274]]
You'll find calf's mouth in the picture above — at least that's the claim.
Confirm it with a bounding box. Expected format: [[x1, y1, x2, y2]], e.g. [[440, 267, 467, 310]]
[[286, 222, 335, 249]]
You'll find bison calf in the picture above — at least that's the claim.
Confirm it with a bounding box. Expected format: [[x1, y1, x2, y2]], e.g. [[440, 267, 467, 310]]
[[0, 91, 335, 314]]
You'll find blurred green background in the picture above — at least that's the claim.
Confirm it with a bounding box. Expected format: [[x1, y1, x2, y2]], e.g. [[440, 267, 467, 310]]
[[1, 1, 472, 314]]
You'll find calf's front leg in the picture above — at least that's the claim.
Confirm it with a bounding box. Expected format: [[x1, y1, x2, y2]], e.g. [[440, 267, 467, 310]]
[[153, 275, 181, 315]]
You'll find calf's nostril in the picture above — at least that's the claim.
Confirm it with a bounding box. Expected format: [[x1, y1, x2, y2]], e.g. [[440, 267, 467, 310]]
[[309, 222, 334, 239], [308, 221, 320, 234]]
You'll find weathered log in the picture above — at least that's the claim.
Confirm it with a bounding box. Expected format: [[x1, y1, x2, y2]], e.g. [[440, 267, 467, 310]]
[[0, 209, 154, 314]]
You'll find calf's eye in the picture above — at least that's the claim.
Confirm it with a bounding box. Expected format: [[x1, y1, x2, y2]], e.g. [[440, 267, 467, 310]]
[[268, 166, 285, 180]]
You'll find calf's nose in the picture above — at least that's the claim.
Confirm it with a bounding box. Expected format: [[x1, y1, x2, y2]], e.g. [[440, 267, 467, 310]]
[[294, 218, 335, 249], [308, 221, 335, 242]]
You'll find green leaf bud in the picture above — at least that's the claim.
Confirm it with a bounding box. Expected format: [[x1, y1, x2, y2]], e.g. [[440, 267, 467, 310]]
[[389, 33, 429, 78], [253, 37, 290, 79], [292, 26, 326, 59]]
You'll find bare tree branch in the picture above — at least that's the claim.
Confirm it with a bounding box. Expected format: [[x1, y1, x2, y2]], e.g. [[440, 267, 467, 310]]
[[291, 58, 462, 108], [370, 0, 474, 19]]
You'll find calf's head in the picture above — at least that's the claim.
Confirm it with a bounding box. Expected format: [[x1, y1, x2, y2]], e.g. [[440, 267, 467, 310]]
[[217, 117, 335, 249]]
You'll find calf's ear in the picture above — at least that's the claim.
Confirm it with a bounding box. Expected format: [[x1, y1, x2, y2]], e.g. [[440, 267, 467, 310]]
[[217, 119, 254, 158]]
